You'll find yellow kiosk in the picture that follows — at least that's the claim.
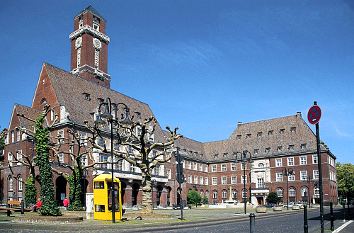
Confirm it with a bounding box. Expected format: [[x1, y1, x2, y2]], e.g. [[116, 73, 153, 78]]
[[93, 174, 122, 221]]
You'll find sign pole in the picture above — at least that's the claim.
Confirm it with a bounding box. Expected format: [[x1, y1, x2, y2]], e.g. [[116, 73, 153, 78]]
[[307, 101, 324, 233], [315, 102, 324, 233]]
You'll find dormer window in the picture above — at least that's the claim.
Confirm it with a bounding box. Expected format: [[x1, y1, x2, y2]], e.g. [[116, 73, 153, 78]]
[[97, 98, 104, 103], [277, 146, 283, 152], [289, 145, 295, 151], [213, 154, 219, 159], [82, 93, 91, 101], [290, 127, 296, 133], [279, 129, 285, 134], [236, 135, 241, 140], [254, 149, 259, 155], [265, 147, 271, 153], [246, 133, 251, 139], [223, 153, 228, 158], [257, 132, 262, 137], [268, 130, 273, 136], [301, 143, 307, 149]]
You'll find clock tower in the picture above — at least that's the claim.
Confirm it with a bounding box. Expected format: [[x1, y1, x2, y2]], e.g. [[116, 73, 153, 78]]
[[69, 6, 111, 88]]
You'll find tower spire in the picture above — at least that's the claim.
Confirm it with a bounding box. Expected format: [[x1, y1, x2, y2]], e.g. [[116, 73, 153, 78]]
[[69, 6, 111, 88]]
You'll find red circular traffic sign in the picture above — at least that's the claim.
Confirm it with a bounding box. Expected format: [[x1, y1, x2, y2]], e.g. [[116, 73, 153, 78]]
[[308, 105, 321, 125]]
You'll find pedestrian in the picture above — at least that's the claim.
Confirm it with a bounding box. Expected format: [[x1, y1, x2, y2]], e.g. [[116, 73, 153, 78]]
[[32, 198, 42, 212], [63, 197, 69, 210]]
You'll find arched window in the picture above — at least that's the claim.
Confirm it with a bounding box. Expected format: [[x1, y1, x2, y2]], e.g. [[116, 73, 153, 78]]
[[213, 190, 218, 199], [18, 176, 23, 191], [276, 188, 283, 197], [232, 190, 238, 200], [301, 187, 308, 197], [258, 163, 264, 168], [289, 187, 296, 197], [222, 189, 227, 199], [8, 176, 13, 191]]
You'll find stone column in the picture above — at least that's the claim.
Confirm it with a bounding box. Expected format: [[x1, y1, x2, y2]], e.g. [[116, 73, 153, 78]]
[[124, 185, 132, 208]]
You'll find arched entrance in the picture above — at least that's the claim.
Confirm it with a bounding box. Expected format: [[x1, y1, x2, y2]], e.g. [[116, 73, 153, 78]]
[[55, 176, 67, 206], [132, 183, 140, 206], [156, 185, 163, 206]]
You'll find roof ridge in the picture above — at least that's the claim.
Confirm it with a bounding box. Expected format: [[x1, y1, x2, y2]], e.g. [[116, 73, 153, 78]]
[[236, 114, 300, 126]]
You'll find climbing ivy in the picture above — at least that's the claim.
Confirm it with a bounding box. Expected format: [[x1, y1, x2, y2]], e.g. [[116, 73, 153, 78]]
[[34, 113, 61, 216], [24, 176, 37, 207], [68, 169, 83, 211]]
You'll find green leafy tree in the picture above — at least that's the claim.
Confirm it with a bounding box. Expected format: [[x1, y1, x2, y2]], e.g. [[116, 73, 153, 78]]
[[0, 128, 6, 160], [34, 109, 61, 216], [336, 163, 354, 206], [187, 190, 202, 207], [266, 192, 281, 205], [67, 169, 83, 210]]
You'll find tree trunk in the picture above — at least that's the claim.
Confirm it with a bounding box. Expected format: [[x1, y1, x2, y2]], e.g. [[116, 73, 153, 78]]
[[140, 172, 153, 214]]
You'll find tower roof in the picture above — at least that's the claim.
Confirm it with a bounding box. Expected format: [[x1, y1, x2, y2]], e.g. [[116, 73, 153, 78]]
[[75, 5, 105, 21]]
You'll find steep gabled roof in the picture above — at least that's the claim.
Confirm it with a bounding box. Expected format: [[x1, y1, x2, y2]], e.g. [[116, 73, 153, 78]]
[[75, 5, 106, 21], [43, 63, 166, 141], [14, 104, 41, 129]]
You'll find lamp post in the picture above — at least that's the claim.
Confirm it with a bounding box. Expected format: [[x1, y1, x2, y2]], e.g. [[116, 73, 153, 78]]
[[283, 168, 294, 210], [95, 97, 131, 223], [236, 150, 252, 214]]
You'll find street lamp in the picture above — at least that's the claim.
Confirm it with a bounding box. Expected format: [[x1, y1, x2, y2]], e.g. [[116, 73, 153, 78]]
[[95, 97, 131, 223], [283, 168, 294, 210], [235, 150, 252, 214]]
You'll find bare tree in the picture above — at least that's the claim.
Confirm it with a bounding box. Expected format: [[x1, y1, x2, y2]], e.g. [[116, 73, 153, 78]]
[[86, 114, 182, 214]]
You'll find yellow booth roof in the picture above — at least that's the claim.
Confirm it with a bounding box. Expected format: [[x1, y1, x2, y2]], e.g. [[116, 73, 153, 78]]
[[93, 174, 120, 182]]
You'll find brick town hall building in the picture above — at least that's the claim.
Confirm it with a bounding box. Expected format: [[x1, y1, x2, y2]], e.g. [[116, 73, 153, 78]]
[[0, 6, 338, 208]]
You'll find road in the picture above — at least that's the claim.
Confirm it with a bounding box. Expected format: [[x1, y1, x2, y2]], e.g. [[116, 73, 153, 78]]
[[1, 207, 352, 233]]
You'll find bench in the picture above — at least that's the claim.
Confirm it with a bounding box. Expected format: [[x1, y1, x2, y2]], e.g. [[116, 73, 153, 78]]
[[0, 200, 30, 216]]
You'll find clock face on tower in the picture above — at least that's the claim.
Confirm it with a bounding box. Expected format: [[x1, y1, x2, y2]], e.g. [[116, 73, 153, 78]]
[[75, 37, 82, 49], [93, 38, 102, 49]]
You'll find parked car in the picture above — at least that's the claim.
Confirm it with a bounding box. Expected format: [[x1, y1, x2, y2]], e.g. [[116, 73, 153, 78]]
[[283, 202, 294, 208]]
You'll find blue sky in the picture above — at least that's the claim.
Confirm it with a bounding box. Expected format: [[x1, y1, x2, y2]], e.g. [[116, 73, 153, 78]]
[[0, 0, 353, 163]]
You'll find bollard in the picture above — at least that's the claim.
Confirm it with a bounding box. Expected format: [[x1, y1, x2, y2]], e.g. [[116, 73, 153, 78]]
[[7, 203, 10, 217], [343, 203, 346, 222], [330, 202, 334, 231], [249, 213, 255, 233], [304, 205, 308, 233], [21, 200, 24, 214]]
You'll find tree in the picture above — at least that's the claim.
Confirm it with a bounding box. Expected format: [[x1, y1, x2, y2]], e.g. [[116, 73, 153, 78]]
[[266, 192, 280, 205], [0, 128, 6, 160], [187, 190, 201, 207], [86, 106, 182, 214], [336, 163, 354, 206], [202, 196, 209, 205], [33, 106, 61, 216]]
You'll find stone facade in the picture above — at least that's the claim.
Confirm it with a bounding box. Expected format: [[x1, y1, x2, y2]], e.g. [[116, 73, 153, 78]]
[[0, 6, 337, 208]]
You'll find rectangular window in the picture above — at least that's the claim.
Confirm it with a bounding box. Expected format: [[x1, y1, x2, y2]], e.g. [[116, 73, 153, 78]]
[[275, 158, 282, 167], [312, 155, 318, 164], [313, 170, 319, 180], [300, 171, 307, 181], [199, 176, 204, 185], [199, 164, 203, 171], [288, 174, 295, 181], [287, 157, 294, 166], [257, 178, 264, 188], [231, 176, 237, 184], [16, 150, 23, 164], [58, 153, 64, 163], [211, 164, 217, 172], [188, 176, 192, 184], [193, 162, 197, 171], [194, 176, 198, 184], [212, 177, 218, 185], [204, 177, 208, 185], [8, 152, 13, 166], [94, 182, 105, 189], [231, 163, 237, 171], [16, 129, 21, 142], [241, 163, 246, 170], [299, 156, 307, 165], [221, 164, 227, 172], [11, 131, 14, 143], [276, 173, 283, 182], [204, 165, 208, 172], [241, 176, 247, 184], [187, 161, 192, 169], [57, 130, 65, 144], [221, 176, 227, 185]]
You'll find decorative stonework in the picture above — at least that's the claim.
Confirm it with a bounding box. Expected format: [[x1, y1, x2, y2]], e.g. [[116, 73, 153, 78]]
[[69, 25, 110, 43]]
